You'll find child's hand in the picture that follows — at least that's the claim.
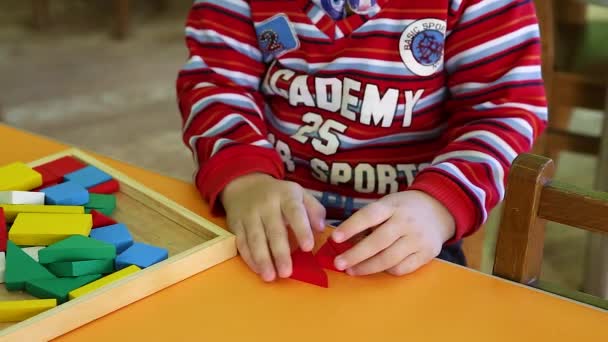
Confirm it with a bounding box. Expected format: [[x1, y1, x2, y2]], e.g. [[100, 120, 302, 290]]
[[331, 190, 455, 276], [220, 173, 326, 282]]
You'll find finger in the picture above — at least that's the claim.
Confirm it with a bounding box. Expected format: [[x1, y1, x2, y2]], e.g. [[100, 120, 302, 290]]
[[281, 198, 314, 252], [332, 202, 393, 243], [303, 192, 326, 232], [261, 213, 292, 278], [244, 215, 276, 282], [347, 236, 417, 276], [334, 220, 403, 271], [386, 251, 430, 276], [232, 222, 259, 274]]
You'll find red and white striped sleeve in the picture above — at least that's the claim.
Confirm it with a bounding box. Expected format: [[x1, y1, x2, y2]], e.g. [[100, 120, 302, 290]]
[[409, 0, 548, 242], [176, 0, 284, 211]]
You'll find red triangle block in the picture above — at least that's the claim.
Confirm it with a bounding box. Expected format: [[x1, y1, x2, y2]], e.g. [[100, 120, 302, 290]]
[[36, 156, 87, 178], [0, 207, 7, 252], [88, 179, 120, 194], [290, 249, 328, 288], [91, 210, 117, 228], [315, 238, 355, 272]]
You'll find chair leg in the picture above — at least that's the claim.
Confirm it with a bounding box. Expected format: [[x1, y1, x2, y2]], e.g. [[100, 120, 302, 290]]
[[31, 0, 51, 30], [112, 0, 129, 40]]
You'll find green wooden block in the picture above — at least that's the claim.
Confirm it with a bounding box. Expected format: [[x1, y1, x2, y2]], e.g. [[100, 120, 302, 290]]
[[47, 259, 114, 277], [85, 194, 116, 215], [38, 235, 116, 264], [85, 207, 114, 216], [25, 274, 102, 303], [5, 241, 56, 291]]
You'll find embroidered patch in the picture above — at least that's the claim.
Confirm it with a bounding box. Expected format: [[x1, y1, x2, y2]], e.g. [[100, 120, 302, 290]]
[[255, 14, 300, 62], [399, 18, 447, 77]]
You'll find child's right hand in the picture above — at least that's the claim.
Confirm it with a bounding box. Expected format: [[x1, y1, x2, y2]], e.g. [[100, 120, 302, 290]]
[[220, 173, 326, 282]]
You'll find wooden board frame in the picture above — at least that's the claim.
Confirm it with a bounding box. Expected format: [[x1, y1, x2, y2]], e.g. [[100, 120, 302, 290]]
[[0, 148, 237, 341]]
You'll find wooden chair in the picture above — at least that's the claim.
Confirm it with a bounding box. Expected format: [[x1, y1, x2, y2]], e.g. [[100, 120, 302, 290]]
[[533, 0, 607, 160], [493, 153, 608, 308], [31, 0, 168, 39]]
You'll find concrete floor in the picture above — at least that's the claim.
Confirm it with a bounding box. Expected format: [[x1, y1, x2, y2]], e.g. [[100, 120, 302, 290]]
[[0, 2, 606, 293]]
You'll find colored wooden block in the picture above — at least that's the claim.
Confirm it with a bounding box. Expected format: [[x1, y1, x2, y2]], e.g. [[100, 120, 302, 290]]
[[0, 191, 45, 205], [23, 246, 44, 262], [290, 249, 328, 288], [47, 259, 114, 277], [40, 181, 89, 206], [38, 235, 116, 264], [0, 207, 6, 252], [68, 265, 140, 300], [84, 194, 116, 215], [0, 252, 5, 283], [91, 209, 117, 228], [5, 241, 56, 291], [32, 166, 63, 189], [35, 156, 87, 178], [64, 166, 112, 189], [115, 242, 168, 270], [315, 238, 355, 272], [89, 223, 133, 254], [9, 213, 92, 246], [88, 179, 120, 194], [0, 204, 84, 222], [0, 162, 42, 191], [26, 274, 102, 303], [0, 299, 57, 323]]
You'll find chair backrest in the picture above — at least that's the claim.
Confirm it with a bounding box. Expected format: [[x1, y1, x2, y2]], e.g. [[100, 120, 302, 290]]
[[493, 153, 608, 285]]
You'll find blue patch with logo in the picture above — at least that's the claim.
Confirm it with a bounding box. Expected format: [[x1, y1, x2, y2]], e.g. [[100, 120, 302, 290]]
[[255, 14, 299, 62], [411, 30, 445, 66]]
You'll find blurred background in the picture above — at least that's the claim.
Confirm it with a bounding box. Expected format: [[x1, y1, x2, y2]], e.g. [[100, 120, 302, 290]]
[[0, 1, 607, 297]]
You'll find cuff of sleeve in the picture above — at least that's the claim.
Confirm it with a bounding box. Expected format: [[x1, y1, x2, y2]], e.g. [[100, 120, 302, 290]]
[[409, 170, 480, 244], [195, 145, 285, 214]]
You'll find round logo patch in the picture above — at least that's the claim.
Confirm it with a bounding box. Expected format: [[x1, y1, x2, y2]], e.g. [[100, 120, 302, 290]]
[[399, 19, 447, 77]]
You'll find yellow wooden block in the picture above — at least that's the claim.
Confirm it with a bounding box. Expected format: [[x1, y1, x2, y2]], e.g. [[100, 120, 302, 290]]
[[0, 299, 57, 322], [0, 204, 84, 222], [69, 265, 141, 300], [9, 213, 93, 246], [0, 162, 42, 192]]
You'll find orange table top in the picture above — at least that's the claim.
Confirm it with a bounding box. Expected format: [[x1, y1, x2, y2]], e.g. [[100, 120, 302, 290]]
[[1, 124, 606, 341]]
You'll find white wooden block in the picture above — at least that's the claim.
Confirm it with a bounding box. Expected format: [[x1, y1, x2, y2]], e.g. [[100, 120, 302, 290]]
[[0, 191, 45, 205], [23, 246, 44, 262], [0, 252, 5, 284]]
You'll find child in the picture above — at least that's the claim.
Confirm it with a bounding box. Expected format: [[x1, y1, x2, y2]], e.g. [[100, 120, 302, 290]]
[[176, 0, 547, 282]]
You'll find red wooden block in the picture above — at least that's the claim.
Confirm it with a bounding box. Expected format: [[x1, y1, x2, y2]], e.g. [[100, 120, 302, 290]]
[[88, 179, 120, 194], [315, 238, 355, 272], [91, 210, 117, 228], [36, 156, 87, 178], [0, 207, 7, 252], [290, 249, 328, 288], [33, 166, 63, 188]]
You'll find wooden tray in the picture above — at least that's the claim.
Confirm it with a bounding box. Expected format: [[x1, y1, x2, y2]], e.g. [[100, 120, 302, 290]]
[[0, 149, 236, 341]]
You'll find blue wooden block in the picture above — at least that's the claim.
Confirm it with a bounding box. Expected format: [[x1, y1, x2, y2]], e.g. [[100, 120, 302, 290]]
[[64, 166, 112, 189], [89, 223, 133, 254], [115, 242, 168, 270], [40, 181, 89, 205]]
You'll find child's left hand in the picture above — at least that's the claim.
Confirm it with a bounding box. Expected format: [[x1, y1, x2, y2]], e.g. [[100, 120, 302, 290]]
[[331, 190, 456, 276]]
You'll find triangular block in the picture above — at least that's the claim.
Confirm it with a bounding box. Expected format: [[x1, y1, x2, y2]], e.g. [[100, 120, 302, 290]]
[[0, 207, 7, 252], [115, 242, 168, 270], [91, 210, 117, 228], [25, 274, 101, 303], [5, 241, 56, 291], [64, 166, 112, 189], [35, 156, 87, 179], [38, 235, 116, 264], [315, 238, 354, 272], [88, 180, 120, 194], [47, 259, 114, 277], [89, 223, 133, 254], [289, 249, 328, 288]]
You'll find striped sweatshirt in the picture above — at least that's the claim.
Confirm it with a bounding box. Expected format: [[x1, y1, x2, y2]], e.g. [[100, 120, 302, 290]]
[[176, 0, 547, 242]]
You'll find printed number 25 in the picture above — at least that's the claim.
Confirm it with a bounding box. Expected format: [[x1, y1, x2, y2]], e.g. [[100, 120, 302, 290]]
[[291, 112, 346, 156]]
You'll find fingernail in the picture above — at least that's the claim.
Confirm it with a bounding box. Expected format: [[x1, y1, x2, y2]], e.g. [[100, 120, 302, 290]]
[[262, 270, 275, 282], [335, 257, 347, 270], [333, 231, 344, 242], [319, 220, 326, 231], [346, 268, 355, 276]]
